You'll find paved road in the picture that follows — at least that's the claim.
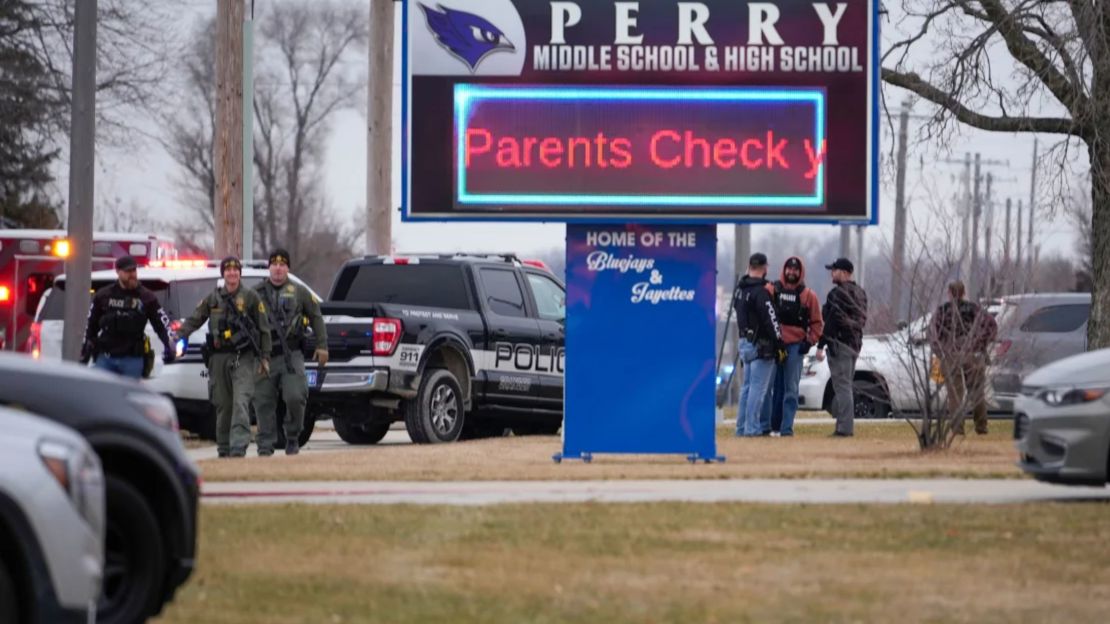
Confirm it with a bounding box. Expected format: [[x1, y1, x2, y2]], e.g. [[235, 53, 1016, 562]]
[[201, 478, 1109, 506]]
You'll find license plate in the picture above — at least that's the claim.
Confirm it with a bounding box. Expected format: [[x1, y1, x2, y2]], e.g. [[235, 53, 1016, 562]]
[[306, 370, 318, 387]]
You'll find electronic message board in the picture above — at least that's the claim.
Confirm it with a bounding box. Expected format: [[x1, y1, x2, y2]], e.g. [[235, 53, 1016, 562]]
[[403, 0, 879, 223]]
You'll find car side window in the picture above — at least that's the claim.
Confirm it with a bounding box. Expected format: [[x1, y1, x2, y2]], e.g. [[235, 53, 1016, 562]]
[[526, 273, 565, 321], [1019, 304, 1089, 333], [478, 268, 527, 318]]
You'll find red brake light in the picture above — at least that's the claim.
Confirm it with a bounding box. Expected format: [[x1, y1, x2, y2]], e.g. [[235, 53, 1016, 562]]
[[0, 284, 10, 302], [371, 318, 402, 355], [994, 340, 1012, 358]]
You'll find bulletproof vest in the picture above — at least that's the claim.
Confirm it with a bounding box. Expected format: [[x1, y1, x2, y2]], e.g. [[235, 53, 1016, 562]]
[[99, 294, 146, 342], [213, 292, 256, 353], [735, 281, 765, 338], [263, 284, 305, 348], [774, 282, 809, 328]]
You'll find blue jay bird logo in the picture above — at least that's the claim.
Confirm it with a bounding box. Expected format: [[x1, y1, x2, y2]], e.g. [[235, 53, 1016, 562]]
[[420, 4, 515, 72]]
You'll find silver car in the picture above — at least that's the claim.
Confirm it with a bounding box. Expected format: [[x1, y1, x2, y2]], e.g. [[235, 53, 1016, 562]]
[[0, 407, 105, 623], [1014, 348, 1110, 486], [990, 293, 1091, 412]]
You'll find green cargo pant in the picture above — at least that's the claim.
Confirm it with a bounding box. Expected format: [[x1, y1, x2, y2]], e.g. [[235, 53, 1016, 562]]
[[209, 351, 258, 456], [253, 350, 307, 453]]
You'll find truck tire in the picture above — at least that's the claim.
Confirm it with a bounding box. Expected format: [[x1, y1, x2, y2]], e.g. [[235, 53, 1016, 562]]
[[98, 475, 166, 624], [403, 368, 465, 444], [0, 556, 18, 624], [334, 418, 391, 445], [275, 409, 316, 448]]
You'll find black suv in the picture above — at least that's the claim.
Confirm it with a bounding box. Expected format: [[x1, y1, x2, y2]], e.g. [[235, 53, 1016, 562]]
[[0, 353, 199, 624]]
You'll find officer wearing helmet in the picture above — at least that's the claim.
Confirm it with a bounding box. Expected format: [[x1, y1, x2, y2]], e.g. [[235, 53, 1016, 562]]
[[176, 256, 272, 458], [80, 255, 176, 377], [253, 248, 328, 456]]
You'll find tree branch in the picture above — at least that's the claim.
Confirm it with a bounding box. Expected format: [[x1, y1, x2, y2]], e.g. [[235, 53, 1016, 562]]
[[882, 67, 1081, 136]]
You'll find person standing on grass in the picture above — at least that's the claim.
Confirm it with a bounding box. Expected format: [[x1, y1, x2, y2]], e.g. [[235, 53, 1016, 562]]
[[929, 280, 997, 435], [733, 253, 784, 437], [761, 256, 824, 437], [816, 258, 868, 437]]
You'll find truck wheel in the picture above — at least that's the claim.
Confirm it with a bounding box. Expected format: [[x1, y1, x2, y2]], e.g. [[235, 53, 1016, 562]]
[[512, 421, 562, 436], [403, 368, 465, 443], [334, 418, 391, 445], [275, 410, 316, 448], [0, 556, 18, 624], [98, 475, 166, 624]]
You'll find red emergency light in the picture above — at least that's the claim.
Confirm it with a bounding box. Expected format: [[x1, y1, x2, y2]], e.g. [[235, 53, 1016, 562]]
[[0, 284, 10, 303]]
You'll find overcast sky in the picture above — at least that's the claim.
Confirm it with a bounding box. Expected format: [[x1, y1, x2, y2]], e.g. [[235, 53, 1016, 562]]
[[60, 1, 1084, 266]]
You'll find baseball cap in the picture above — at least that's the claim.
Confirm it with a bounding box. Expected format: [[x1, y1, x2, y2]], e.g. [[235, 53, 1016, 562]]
[[784, 257, 802, 270], [115, 256, 138, 271], [220, 256, 243, 275], [268, 248, 291, 268], [748, 253, 768, 267], [825, 257, 854, 273]]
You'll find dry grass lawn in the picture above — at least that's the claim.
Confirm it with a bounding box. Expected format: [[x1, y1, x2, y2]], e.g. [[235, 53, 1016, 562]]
[[198, 421, 1023, 482], [155, 502, 1110, 624]]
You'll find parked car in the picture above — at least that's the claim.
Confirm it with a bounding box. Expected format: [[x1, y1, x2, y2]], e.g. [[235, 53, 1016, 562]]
[[1014, 348, 1110, 486], [990, 293, 1091, 412], [0, 353, 199, 624], [32, 259, 321, 445], [0, 407, 105, 624]]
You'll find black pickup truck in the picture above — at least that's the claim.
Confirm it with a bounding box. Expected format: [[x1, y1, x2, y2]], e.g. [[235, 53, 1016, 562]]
[[308, 254, 566, 444]]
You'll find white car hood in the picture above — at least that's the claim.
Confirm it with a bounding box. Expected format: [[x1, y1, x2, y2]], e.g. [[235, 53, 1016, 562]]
[[1023, 348, 1110, 388]]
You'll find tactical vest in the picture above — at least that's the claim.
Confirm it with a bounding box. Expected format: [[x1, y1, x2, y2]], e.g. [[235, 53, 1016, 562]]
[[773, 282, 810, 329], [98, 295, 147, 352]]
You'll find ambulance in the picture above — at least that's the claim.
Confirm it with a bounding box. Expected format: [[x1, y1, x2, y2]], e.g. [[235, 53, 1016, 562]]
[[0, 230, 177, 351]]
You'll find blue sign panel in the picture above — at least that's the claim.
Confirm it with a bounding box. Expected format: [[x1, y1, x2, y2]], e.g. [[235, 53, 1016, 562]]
[[560, 224, 720, 461]]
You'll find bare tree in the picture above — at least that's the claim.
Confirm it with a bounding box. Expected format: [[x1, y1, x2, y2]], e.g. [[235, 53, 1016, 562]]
[[161, 18, 218, 235], [17, 0, 181, 146], [1065, 177, 1094, 278], [882, 0, 1110, 350], [162, 2, 366, 292]]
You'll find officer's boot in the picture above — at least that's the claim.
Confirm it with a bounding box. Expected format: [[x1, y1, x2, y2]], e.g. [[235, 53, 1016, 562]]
[[285, 439, 300, 456]]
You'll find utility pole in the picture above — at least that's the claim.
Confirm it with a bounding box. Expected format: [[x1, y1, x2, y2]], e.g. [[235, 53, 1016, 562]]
[[1016, 199, 1024, 292], [984, 172, 992, 298], [890, 100, 911, 321], [1004, 198, 1012, 295], [62, 0, 96, 362], [215, 0, 245, 258], [1026, 138, 1038, 278], [839, 225, 851, 258], [366, 0, 394, 255], [970, 153, 982, 297], [856, 225, 866, 287], [730, 224, 750, 406], [242, 1, 255, 260]]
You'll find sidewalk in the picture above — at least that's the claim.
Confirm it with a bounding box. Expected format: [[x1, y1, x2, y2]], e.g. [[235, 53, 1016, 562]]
[[202, 478, 1109, 506]]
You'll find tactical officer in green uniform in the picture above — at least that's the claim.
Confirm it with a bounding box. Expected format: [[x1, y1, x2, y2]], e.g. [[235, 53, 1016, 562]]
[[253, 248, 328, 456], [177, 256, 272, 458]]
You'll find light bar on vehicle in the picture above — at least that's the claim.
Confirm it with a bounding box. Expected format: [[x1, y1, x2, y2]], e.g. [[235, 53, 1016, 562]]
[[148, 259, 209, 269], [381, 257, 420, 265], [51, 240, 71, 258]]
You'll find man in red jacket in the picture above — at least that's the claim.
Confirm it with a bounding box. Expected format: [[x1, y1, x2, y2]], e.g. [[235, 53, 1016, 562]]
[[761, 257, 824, 436]]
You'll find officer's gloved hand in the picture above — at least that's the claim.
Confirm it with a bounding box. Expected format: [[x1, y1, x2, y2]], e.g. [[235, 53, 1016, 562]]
[[775, 341, 789, 365], [258, 358, 271, 376], [78, 341, 94, 365], [314, 348, 329, 367], [163, 347, 176, 365]]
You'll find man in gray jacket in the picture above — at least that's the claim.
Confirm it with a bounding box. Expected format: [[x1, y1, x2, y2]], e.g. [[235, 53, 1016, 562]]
[[816, 258, 868, 437]]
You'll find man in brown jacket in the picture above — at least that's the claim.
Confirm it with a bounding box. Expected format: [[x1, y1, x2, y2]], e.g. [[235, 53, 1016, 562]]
[[929, 281, 998, 434], [761, 256, 825, 436]]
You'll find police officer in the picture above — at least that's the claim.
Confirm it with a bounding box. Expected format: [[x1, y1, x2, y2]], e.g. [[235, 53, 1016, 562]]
[[80, 255, 176, 378], [253, 248, 328, 456], [177, 257, 272, 458], [733, 253, 784, 437]]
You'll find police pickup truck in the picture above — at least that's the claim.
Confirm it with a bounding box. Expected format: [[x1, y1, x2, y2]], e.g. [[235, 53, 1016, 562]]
[[310, 254, 565, 444]]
